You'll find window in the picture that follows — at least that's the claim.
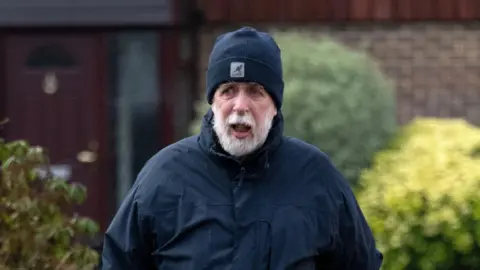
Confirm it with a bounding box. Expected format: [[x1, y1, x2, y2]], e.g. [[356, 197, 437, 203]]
[[25, 44, 76, 68], [108, 31, 161, 207]]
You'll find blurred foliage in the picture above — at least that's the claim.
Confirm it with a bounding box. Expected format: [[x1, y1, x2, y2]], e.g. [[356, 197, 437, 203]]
[[356, 118, 480, 270], [189, 101, 209, 136], [0, 138, 100, 270], [275, 32, 397, 185], [190, 32, 397, 185]]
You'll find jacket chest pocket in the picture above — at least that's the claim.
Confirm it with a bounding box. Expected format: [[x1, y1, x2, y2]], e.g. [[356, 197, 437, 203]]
[[151, 202, 212, 269], [267, 206, 331, 270], [151, 203, 235, 270]]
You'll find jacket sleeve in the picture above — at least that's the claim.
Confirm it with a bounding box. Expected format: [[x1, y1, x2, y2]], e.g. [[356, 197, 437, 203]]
[[101, 184, 155, 270], [334, 184, 384, 269], [326, 166, 383, 270]]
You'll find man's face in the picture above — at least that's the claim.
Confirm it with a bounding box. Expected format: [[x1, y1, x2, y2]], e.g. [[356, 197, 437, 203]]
[[212, 82, 277, 157]]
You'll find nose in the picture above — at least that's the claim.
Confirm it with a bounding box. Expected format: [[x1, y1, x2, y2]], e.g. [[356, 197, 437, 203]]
[[232, 91, 250, 114]]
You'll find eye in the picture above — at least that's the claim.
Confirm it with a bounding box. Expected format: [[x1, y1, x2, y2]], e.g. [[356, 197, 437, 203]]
[[219, 86, 236, 97], [248, 86, 265, 98]]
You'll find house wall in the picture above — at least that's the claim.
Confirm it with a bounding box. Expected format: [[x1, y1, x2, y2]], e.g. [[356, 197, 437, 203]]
[[197, 22, 480, 125], [196, 0, 480, 23]]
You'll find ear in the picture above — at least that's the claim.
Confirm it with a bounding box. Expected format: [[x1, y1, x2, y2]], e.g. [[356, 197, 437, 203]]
[[211, 103, 216, 114]]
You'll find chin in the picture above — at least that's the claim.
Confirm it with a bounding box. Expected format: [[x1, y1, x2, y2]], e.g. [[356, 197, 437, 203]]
[[222, 136, 260, 157]]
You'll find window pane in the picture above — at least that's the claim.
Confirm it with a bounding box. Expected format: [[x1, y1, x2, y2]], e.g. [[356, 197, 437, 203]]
[[25, 43, 76, 68], [110, 31, 161, 207]]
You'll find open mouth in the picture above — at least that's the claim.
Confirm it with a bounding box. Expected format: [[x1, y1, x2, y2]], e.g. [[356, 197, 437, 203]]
[[231, 123, 251, 132], [229, 123, 252, 138]]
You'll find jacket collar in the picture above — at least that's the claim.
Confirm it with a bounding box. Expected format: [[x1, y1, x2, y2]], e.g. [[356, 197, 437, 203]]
[[198, 108, 284, 169]]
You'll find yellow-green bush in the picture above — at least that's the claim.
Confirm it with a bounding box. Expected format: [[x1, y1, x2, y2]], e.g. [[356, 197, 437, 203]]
[[0, 138, 100, 270], [356, 118, 480, 270]]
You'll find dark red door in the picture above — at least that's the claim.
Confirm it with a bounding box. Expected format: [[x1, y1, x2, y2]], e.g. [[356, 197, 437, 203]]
[[3, 34, 110, 232]]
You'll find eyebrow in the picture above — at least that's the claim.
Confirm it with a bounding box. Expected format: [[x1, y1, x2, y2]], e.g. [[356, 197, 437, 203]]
[[217, 84, 233, 91], [219, 82, 264, 90]]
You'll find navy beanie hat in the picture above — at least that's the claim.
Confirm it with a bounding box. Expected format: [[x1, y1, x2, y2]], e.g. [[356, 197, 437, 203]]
[[206, 27, 284, 109]]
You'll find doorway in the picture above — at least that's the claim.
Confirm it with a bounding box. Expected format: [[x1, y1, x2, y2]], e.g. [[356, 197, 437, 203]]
[[2, 33, 111, 231]]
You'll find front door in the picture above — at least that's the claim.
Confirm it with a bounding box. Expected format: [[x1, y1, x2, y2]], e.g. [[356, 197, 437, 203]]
[[3, 33, 111, 232]]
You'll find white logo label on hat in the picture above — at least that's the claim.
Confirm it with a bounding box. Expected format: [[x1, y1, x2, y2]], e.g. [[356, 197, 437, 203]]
[[230, 62, 245, 78]]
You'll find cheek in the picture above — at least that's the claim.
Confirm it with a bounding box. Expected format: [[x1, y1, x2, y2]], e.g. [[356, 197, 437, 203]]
[[213, 103, 231, 120], [253, 106, 275, 123], [252, 113, 266, 127]]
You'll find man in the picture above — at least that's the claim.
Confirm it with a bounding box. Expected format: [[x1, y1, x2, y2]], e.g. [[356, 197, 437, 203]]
[[101, 26, 383, 269]]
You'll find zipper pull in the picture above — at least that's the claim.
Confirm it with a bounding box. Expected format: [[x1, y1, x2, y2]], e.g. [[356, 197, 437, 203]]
[[237, 167, 246, 188]]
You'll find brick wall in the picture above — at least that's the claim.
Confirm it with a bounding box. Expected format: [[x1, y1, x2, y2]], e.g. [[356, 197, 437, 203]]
[[197, 22, 480, 125]]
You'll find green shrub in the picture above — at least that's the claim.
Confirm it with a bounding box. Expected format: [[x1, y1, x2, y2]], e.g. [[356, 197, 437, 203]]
[[190, 32, 397, 185], [356, 118, 480, 270], [0, 138, 100, 270], [189, 100, 209, 135]]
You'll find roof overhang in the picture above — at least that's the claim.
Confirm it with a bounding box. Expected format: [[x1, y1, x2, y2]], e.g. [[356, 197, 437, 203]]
[[0, 0, 174, 27]]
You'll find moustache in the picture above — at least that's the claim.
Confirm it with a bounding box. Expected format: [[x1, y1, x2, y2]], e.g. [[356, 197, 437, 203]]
[[226, 113, 255, 127]]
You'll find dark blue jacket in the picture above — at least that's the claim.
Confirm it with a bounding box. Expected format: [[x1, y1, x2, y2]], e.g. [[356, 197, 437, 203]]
[[101, 109, 383, 269]]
